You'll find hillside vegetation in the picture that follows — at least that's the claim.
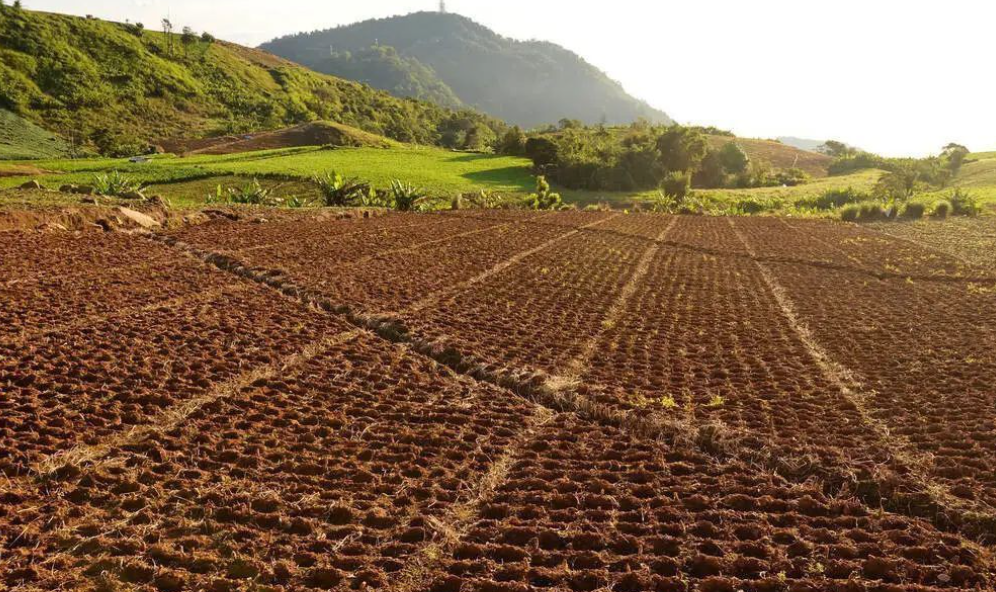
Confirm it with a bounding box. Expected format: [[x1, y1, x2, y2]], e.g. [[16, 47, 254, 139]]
[[0, 108, 71, 160], [0, 7, 506, 156], [262, 12, 672, 128]]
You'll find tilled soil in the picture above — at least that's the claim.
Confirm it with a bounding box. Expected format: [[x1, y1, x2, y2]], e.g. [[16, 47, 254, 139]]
[[3, 211, 996, 591]]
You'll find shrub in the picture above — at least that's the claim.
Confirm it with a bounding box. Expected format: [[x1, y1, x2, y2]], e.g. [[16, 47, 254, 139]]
[[901, 202, 927, 220], [774, 168, 810, 187], [858, 202, 889, 222], [462, 190, 502, 209], [842, 201, 888, 222], [949, 189, 981, 217], [389, 180, 428, 211], [840, 203, 861, 222], [524, 137, 560, 167], [92, 172, 140, 196], [524, 176, 562, 210], [932, 200, 952, 219], [660, 171, 692, 200], [802, 187, 869, 210], [226, 178, 279, 206], [312, 171, 370, 207]]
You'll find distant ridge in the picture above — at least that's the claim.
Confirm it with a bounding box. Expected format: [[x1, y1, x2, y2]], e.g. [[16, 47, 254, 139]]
[[262, 11, 673, 128]]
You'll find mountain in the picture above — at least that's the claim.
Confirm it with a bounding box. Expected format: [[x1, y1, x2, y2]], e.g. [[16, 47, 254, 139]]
[[777, 137, 827, 153], [0, 7, 505, 156], [262, 12, 673, 129]]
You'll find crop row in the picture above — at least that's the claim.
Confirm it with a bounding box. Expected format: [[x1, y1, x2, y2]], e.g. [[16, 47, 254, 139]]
[[0, 231, 180, 285], [169, 213, 495, 258], [870, 218, 996, 271], [0, 283, 348, 479], [1, 334, 536, 592], [732, 218, 996, 507], [424, 414, 992, 591], [1, 257, 237, 341], [403, 224, 654, 374]]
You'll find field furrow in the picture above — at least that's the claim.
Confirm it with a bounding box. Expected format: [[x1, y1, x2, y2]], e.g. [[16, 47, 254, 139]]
[[0, 284, 349, 478], [417, 414, 993, 591], [401, 216, 654, 374], [734, 217, 996, 508], [1, 336, 539, 592]]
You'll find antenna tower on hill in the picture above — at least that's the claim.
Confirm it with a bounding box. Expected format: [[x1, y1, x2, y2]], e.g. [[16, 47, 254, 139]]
[[439, 1, 447, 13]]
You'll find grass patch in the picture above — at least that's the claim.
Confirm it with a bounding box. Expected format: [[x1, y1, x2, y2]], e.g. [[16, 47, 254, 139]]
[[0, 145, 534, 206]]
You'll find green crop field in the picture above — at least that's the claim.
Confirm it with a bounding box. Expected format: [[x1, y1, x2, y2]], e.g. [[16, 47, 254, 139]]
[[0, 145, 535, 206], [0, 109, 72, 160]]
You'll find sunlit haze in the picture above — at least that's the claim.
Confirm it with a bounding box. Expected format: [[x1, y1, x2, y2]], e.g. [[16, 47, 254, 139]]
[[29, 0, 995, 156]]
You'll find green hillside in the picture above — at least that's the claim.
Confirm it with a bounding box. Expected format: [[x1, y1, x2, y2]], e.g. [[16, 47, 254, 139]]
[[262, 12, 672, 128], [0, 108, 72, 159], [0, 6, 506, 156]]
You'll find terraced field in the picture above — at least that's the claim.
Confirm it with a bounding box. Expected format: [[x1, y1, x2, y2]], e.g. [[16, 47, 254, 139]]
[[4, 211, 996, 591]]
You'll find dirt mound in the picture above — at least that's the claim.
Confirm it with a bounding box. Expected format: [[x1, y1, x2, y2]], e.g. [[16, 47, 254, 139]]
[[706, 135, 833, 178], [161, 121, 396, 156]]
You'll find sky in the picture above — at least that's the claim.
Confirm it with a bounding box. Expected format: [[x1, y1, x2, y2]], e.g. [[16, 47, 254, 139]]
[[26, 0, 996, 156]]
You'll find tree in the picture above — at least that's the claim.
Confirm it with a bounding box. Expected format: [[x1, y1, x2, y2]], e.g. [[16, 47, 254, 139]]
[[817, 140, 856, 159], [694, 150, 726, 188], [181, 26, 197, 55], [655, 126, 707, 173], [942, 143, 970, 175], [874, 163, 921, 204], [718, 142, 749, 175], [161, 18, 174, 56], [498, 126, 527, 156], [525, 137, 559, 167], [200, 31, 216, 43]]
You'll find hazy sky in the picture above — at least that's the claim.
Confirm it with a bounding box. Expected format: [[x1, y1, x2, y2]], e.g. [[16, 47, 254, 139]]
[[28, 0, 995, 156]]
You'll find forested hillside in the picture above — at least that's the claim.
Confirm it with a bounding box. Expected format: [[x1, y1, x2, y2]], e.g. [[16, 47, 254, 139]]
[[262, 12, 672, 128], [0, 6, 506, 155]]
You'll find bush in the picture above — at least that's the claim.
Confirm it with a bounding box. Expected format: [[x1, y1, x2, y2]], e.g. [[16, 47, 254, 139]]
[[840, 203, 861, 222], [524, 137, 559, 167], [842, 201, 888, 222], [312, 171, 370, 207], [932, 200, 952, 219], [524, 176, 562, 210], [901, 202, 927, 220], [92, 172, 140, 196], [389, 180, 428, 211], [660, 171, 692, 200], [227, 178, 278, 205], [802, 187, 869, 211], [949, 189, 981, 217]]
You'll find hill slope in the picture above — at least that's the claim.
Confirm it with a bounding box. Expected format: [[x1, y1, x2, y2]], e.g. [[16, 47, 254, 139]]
[[262, 12, 672, 128], [707, 136, 833, 178], [0, 7, 505, 156], [0, 108, 72, 160]]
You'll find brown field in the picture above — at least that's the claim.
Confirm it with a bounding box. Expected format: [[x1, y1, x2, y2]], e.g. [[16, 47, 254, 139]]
[[706, 136, 834, 178], [3, 211, 996, 591]]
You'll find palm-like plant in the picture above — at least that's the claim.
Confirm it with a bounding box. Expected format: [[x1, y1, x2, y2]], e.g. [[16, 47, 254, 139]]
[[313, 171, 370, 207]]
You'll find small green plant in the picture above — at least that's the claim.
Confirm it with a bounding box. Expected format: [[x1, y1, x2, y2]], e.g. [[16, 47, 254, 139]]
[[92, 171, 140, 196], [524, 176, 562, 210], [312, 171, 370, 207], [949, 189, 981, 217], [932, 200, 952, 219], [464, 189, 502, 209], [286, 195, 313, 209], [389, 180, 428, 211], [226, 178, 279, 206]]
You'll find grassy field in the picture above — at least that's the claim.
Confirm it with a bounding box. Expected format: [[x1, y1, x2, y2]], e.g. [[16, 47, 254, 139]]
[[0, 146, 534, 206]]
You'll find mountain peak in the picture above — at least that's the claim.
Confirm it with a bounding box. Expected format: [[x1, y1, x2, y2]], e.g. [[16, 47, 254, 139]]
[[262, 13, 672, 128]]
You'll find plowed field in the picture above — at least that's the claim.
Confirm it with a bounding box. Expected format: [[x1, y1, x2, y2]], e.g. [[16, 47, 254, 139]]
[[3, 211, 996, 591]]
